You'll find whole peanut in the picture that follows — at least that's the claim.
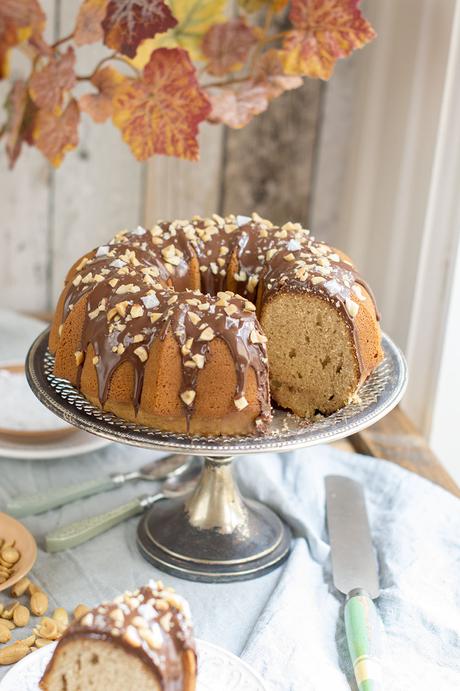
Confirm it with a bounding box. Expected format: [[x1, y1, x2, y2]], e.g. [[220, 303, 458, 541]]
[[11, 577, 30, 598], [0, 642, 29, 665]]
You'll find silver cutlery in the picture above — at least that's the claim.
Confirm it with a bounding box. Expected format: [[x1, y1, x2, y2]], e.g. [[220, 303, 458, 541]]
[[7, 453, 193, 517], [45, 457, 203, 552]]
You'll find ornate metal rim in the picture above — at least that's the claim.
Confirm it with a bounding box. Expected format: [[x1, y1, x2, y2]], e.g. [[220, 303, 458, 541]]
[[26, 329, 407, 456]]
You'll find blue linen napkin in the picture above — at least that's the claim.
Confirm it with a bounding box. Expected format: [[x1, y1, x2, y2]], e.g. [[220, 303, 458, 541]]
[[239, 450, 460, 690], [0, 309, 459, 690]]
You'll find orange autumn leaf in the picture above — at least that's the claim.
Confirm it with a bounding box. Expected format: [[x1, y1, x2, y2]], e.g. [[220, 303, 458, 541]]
[[207, 82, 269, 129], [3, 80, 37, 167], [102, 0, 178, 58], [29, 47, 76, 109], [74, 0, 108, 46], [0, 0, 45, 78], [80, 66, 125, 123], [282, 0, 376, 80], [112, 47, 210, 160], [33, 99, 80, 166], [253, 49, 303, 99], [238, 0, 287, 12], [202, 18, 257, 76]]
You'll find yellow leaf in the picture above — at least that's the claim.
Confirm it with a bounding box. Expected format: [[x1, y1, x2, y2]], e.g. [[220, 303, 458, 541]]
[[132, 0, 226, 68]]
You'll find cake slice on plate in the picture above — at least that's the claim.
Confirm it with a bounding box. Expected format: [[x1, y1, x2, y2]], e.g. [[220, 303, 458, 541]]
[[39, 580, 196, 691]]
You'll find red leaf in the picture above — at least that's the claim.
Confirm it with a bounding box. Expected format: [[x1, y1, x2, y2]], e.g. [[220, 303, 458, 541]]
[[202, 18, 257, 76], [29, 47, 76, 110], [0, 0, 45, 78], [80, 66, 125, 123], [74, 0, 108, 46], [207, 82, 269, 128], [253, 49, 303, 99], [3, 80, 37, 167], [33, 99, 80, 166], [282, 0, 376, 80], [112, 47, 210, 160], [102, 0, 177, 58]]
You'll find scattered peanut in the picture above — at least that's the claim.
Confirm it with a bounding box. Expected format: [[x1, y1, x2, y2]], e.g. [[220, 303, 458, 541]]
[[0, 641, 29, 665], [20, 634, 36, 648], [0, 619, 14, 630], [13, 605, 30, 628], [30, 592, 48, 617], [73, 604, 90, 621], [28, 582, 42, 596], [10, 577, 30, 598], [2, 602, 18, 620], [0, 578, 90, 667], [35, 637, 53, 648], [0, 624, 11, 644], [52, 608, 69, 631], [36, 617, 59, 641]]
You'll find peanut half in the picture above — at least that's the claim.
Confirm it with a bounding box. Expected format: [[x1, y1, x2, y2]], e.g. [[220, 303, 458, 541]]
[[0, 624, 11, 644], [73, 604, 90, 621], [52, 608, 69, 632], [30, 592, 48, 617], [13, 605, 30, 628], [35, 617, 59, 641]]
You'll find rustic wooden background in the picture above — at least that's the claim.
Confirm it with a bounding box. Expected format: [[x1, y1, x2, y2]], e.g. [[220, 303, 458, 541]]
[[0, 0, 357, 313]]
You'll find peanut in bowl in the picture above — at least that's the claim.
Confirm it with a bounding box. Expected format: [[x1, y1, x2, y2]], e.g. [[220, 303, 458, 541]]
[[0, 514, 36, 593]]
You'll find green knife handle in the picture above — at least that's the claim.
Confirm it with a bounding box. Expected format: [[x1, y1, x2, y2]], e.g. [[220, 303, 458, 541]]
[[7, 477, 118, 517], [45, 498, 144, 553], [344, 591, 383, 691]]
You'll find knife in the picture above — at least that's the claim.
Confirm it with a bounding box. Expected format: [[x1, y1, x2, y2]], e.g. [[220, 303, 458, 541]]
[[325, 475, 383, 691]]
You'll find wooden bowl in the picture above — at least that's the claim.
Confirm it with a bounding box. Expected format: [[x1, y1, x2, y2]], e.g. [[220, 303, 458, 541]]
[[0, 513, 37, 592], [0, 363, 76, 444]]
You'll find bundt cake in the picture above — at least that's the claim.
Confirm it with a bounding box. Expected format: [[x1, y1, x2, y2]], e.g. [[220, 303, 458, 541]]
[[49, 213, 383, 435], [39, 581, 196, 691]]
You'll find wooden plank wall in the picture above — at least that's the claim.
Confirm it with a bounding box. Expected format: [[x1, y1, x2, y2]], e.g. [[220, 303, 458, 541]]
[[145, 80, 324, 228], [0, 0, 143, 313], [0, 1, 352, 313]]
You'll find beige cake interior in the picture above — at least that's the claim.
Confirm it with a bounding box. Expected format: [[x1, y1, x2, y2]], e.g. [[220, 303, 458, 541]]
[[41, 639, 161, 691], [260, 292, 362, 417]]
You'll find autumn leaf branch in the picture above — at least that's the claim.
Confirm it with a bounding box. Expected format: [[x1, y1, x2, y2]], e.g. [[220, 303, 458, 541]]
[[0, 0, 376, 168]]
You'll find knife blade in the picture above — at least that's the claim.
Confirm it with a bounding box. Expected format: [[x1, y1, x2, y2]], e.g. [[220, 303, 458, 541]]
[[326, 475, 383, 691]]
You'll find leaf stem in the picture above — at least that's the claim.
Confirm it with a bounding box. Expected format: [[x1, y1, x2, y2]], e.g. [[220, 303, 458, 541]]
[[77, 53, 140, 81], [51, 32, 75, 49], [203, 76, 250, 90]]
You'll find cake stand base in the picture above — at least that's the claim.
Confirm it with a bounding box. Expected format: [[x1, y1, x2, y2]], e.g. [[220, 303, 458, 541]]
[[137, 457, 292, 582]]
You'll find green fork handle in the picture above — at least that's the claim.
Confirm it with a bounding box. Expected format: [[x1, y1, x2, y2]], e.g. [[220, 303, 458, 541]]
[[344, 591, 383, 691], [7, 476, 119, 517], [45, 496, 149, 552]]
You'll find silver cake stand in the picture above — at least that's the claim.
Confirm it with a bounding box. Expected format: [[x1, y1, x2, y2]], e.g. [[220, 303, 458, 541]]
[[26, 330, 407, 583]]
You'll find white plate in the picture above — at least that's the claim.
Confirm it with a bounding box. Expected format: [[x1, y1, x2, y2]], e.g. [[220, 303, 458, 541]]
[[0, 639, 266, 691], [0, 429, 110, 460]]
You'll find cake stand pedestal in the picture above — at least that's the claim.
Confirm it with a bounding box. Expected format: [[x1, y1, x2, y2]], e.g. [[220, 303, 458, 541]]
[[26, 330, 407, 583]]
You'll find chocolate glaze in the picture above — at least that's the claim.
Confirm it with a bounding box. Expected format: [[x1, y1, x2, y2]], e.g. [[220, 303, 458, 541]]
[[41, 581, 195, 690], [56, 215, 379, 430]]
